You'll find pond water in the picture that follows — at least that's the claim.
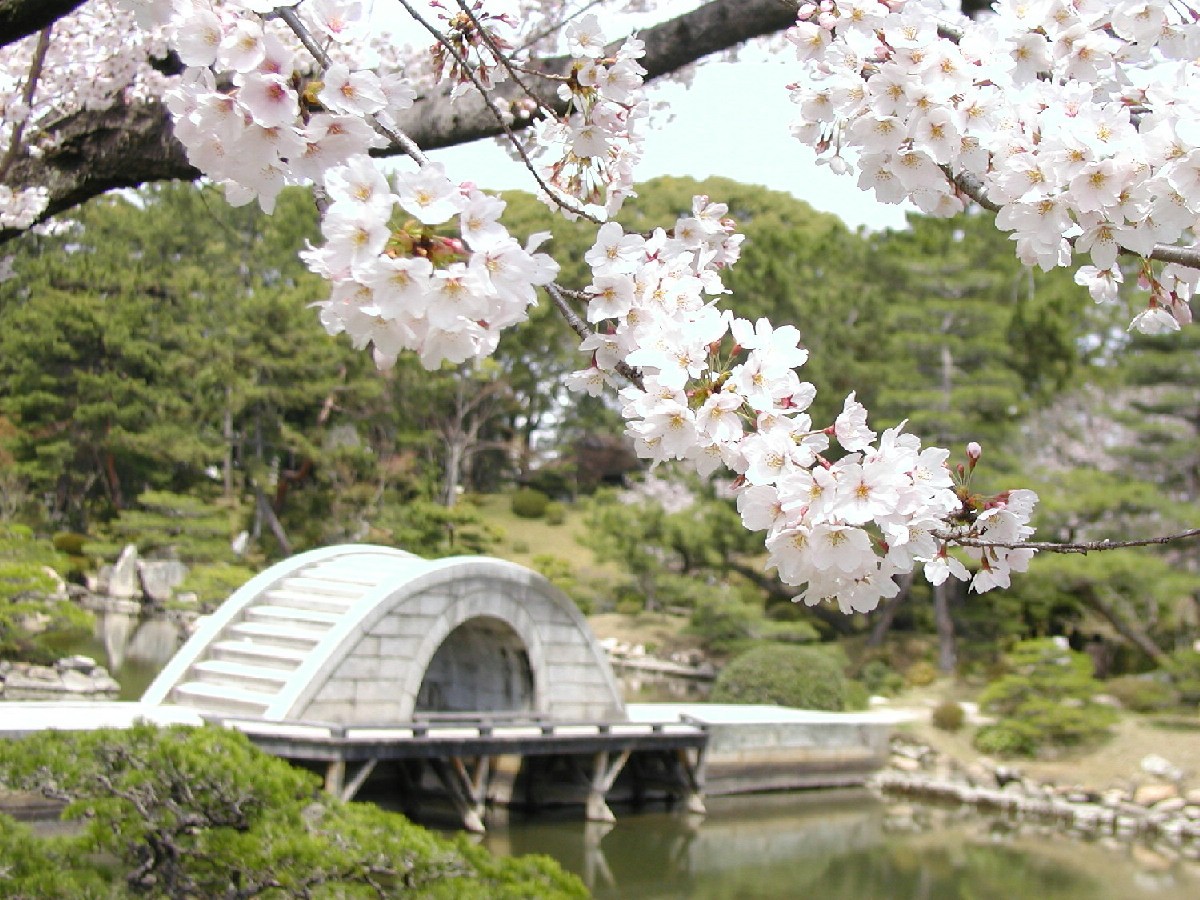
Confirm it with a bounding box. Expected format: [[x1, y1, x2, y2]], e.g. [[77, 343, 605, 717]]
[[480, 790, 1200, 900], [69, 607, 187, 700]]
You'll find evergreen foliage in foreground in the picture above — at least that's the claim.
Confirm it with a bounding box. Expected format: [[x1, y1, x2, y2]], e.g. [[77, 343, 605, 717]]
[[0, 724, 586, 899]]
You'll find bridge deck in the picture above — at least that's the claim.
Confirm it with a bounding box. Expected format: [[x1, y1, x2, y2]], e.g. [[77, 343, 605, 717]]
[[210, 714, 708, 761]]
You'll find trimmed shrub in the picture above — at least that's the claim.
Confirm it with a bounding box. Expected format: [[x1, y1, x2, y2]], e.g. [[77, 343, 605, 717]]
[[711, 644, 847, 711], [543, 501, 567, 525], [844, 680, 870, 711], [1105, 674, 1178, 712], [974, 638, 1116, 756], [860, 659, 905, 697], [905, 660, 939, 686], [511, 488, 550, 519], [931, 700, 966, 732], [974, 721, 1038, 757]]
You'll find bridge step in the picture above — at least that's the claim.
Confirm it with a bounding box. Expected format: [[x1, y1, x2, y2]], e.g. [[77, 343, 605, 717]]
[[243, 605, 342, 629], [276, 576, 366, 598], [261, 588, 359, 614], [210, 640, 311, 669], [192, 659, 292, 690], [227, 621, 326, 648], [305, 560, 405, 585], [171, 681, 274, 715]]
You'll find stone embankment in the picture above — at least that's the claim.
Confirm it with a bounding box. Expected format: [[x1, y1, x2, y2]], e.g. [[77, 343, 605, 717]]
[[873, 734, 1200, 859], [0, 656, 119, 700]]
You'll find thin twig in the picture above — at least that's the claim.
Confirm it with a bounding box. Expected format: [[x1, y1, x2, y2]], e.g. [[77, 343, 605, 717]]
[[548, 283, 644, 389], [454, 0, 558, 116], [936, 527, 1200, 555], [393, 0, 603, 223], [516, 0, 610, 54], [275, 6, 429, 165], [0, 25, 52, 182]]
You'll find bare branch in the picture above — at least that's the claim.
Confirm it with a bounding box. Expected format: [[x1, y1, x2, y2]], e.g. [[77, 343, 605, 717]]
[[547, 283, 644, 389], [940, 527, 1200, 555]]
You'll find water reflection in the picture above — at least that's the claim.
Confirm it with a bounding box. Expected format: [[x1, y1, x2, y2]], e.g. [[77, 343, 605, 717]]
[[482, 791, 1200, 900], [73, 609, 185, 701]]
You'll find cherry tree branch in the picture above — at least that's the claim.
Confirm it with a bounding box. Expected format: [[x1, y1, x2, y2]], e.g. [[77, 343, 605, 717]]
[[0, 0, 82, 48], [548, 283, 644, 389], [0, 0, 799, 242], [941, 527, 1200, 555]]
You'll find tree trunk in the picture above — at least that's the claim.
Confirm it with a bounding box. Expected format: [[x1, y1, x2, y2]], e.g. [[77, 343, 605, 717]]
[[253, 483, 291, 555], [933, 580, 957, 674], [866, 572, 914, 648], [222, 387, 234, 502]]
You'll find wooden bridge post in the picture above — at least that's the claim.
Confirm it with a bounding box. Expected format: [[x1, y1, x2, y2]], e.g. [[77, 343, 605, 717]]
[[586, 749, 631, 823], [431, 756, 491, 833], [676, 746, 708, 816]]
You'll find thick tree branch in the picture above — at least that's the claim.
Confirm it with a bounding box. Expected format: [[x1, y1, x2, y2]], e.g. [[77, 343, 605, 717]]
[[0, 0, 799, 241], [0, 0, 83, 48]]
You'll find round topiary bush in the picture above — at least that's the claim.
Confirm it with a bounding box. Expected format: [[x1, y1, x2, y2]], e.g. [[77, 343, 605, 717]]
[[931, 699, 966, 732], [511, 487, 550, 519], [710, 644, 847, 711], [543, 501, 567, 525]]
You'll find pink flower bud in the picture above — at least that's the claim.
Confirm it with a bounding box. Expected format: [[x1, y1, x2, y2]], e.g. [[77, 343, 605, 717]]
[[966, 441, 981, 462]]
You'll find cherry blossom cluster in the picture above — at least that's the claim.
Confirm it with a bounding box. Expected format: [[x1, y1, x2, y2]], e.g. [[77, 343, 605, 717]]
[[0, 1, 174, 227], [303, 157, 559, 369], [566, 198, 1038, 611], [786, 0, 1200, 333], [525, 14, 649, 218]]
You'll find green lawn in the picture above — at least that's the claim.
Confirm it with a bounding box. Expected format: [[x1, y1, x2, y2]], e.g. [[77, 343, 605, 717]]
[[470, 493, 611, 575]]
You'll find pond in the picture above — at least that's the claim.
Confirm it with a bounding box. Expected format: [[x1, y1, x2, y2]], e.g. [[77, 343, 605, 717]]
[[479, 790, 1200, 900]]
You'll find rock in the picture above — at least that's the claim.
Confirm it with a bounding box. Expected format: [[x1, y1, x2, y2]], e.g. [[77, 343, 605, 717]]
[[56, 655, 97, 673], [1141, 754, 1185, 782], [138, 559, 189, 602], [1184, 788, 1200, 805], [59, 669, 100, 692], [108, 544, 140, 599], [1154, 796, 1187, 814], [1134, 783, 1179, 807], [890, 755, 922, 772]]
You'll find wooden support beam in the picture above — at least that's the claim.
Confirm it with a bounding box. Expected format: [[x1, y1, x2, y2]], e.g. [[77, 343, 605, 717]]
[[586, 749, 631, 823], [323, 759, 345, 796], [340, 759, 378, 803], [431, 757, 490, 833], [675, 746, 708, 816]]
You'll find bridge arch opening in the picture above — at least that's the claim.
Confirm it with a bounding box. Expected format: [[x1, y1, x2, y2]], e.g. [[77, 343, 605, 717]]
[[415, 616, 535, 714]]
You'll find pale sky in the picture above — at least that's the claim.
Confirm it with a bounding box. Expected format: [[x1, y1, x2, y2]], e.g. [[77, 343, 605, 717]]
[[430, 51, 913, 233]]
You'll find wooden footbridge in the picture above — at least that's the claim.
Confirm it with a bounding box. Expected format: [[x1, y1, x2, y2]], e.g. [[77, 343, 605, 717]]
[[132, 545, 709, 830]]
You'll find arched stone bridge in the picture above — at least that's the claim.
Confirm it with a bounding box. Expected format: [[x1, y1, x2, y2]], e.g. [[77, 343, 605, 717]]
[[142, 545, 625, 724]]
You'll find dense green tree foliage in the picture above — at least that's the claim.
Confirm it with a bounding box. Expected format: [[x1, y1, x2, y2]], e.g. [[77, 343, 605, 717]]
[[0, 724, 586, 898], [0, 523, 90, 662]]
